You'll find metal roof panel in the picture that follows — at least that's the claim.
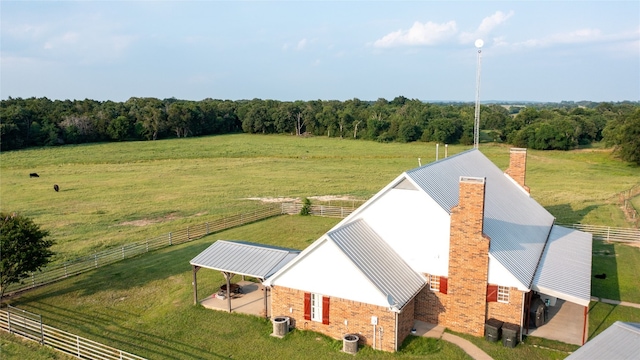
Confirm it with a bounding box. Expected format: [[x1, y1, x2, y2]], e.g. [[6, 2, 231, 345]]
[[190, 240, 300, 279], [406, 149, 555, 287], [327, 219, 426, 309], [567, 321, 640, 359]]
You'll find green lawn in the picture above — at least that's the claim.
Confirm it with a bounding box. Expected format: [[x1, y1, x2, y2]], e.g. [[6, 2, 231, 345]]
[[448, 330, 579, 360], [2, 135, 639, 359], [591, 241, 640, 303], [5, 214, 640, 359], [1, 135, 637, 262], [6, 215, 471, 359], [0, 331, 75, 360]]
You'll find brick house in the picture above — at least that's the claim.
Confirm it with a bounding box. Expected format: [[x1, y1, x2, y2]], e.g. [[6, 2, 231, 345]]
[[264, 148, 592, 351]]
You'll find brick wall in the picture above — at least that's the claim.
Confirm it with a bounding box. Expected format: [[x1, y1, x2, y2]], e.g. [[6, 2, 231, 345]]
[[397, 299, 416, 350], [414, 277, 448, 324], [447, 177, 491, 337], [487, 287, 524, 326], [271, 286, 408, 352], [505, 148, 530, 193]]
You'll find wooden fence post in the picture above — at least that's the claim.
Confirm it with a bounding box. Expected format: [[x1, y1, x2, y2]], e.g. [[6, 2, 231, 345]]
[[206, 222, 209, 234]]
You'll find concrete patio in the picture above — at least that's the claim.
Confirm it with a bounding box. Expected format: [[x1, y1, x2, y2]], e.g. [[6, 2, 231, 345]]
[[199, 280, 271, 317], [527, 299, 587, 345]]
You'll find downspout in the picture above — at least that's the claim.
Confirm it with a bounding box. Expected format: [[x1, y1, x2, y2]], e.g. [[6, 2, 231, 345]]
[[394, 312, 399, 352], [582, 306, 588, 345], [519, 291, 525, 342]]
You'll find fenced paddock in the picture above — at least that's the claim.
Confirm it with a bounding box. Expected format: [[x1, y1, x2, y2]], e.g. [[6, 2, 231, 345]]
[[5, 205, 284, 295], [5, 202, 637, 297], [0, 306, 146, 360]]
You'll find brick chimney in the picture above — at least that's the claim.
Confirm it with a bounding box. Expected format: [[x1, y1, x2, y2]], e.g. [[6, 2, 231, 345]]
[[505, 148, 530, 193], [447, 176, 491, 337]]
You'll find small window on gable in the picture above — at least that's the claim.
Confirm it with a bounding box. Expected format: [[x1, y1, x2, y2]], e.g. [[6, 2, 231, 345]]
[[393, 178, 418, 190], [429, 275, 440, 292], [497, 286, 509, 303]]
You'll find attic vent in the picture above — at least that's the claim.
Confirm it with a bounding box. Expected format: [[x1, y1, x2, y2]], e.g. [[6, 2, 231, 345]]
[[393, 178, 418, 190], [459, 176, 485, 184]]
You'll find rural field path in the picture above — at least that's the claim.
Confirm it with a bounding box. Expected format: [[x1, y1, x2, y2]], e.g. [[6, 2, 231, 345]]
[[591, 296, 640, 309], [413, 320, 493, 360]]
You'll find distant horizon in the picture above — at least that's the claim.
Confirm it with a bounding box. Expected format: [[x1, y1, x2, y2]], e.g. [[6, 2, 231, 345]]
[[3, 95, 638, 105]]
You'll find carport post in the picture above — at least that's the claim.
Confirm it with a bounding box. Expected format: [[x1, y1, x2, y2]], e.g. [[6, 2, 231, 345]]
[[192, 266, 200, 305], [224, 272, 232, 313], [262, 280, 268, 319]]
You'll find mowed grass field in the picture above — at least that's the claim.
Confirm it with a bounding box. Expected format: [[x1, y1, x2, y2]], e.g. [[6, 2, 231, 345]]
[[6, 215, 640, 360], [1, 134, 638, 262], [2, 135, 639, 359]]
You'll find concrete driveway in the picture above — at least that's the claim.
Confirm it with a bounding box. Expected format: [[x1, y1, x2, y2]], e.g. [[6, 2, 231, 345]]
[[199, 281, 271, 317], [527, 299, 586, 345]]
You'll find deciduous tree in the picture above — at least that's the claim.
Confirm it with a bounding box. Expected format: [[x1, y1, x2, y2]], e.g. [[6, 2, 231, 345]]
[[0, 213, 54, 301]]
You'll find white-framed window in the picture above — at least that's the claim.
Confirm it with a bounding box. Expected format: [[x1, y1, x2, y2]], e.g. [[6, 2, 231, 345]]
[[311, 293, 323, 322], [497, 286, 509, 303], [429, 275, 440, 292]]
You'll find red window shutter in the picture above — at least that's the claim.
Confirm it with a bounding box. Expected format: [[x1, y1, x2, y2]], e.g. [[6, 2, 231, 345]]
[[322, 296, 330, 325], [487, 284, 498, 302], [304, 293, 311, 320], [440, 276, 448, 294]]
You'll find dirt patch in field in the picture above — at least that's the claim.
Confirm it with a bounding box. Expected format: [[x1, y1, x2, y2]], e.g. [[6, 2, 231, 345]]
[[118, 212, 206, 227], [245, 195, 361, 203]]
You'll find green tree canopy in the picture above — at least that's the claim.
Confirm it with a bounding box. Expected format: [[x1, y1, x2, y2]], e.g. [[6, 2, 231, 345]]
[[1, 212, 55, 300], [604, 109, 640, 165]]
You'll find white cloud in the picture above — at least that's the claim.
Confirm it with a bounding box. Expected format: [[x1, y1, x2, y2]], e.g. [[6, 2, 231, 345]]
[[373, 20, 457, 48], [515, 28, 603, 48], [459, 10, 514, 44], [44, 31, 80, 50], [297, 38, 308, 50]]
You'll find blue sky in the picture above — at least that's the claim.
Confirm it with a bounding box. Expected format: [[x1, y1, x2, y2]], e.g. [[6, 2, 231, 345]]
[[1, 1, 638, 103]]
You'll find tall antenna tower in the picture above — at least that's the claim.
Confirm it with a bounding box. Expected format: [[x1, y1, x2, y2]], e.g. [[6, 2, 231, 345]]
[[473, 39, 483, 149]]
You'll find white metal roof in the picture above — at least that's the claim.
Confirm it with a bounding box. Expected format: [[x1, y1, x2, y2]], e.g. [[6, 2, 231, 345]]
[[532, 225, 592, 306], [327, 219, 426, 310], [406, 149, 555, 288], [567, 321, 640, 359], [190, 240, 300, 279]]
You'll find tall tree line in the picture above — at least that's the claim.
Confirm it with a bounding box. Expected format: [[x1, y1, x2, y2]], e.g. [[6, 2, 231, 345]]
[[1, 96, 638, 163]]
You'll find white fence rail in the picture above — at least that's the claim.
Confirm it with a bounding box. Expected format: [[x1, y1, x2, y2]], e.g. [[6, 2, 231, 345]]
[[5, 205, 283, 295], [560, 223, 640, 243], [0, 308, 146, 360], [7, 201, 636, 297]]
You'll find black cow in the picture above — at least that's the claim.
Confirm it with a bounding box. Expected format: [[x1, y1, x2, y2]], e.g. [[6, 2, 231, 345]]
[[30, 173, 39, 177], [53, 184, 59, 192], [594, 273, 607, 279]]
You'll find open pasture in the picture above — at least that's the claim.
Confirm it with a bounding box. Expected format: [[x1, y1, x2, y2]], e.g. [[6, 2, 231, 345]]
[[1, 134, 637, 261]]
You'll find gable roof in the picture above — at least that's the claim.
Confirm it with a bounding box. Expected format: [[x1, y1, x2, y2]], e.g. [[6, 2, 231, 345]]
[[326, 219, 426, 310], [190, 240, 300, 279], [567, 321, 640, 359], [406, 149, 555, 287]]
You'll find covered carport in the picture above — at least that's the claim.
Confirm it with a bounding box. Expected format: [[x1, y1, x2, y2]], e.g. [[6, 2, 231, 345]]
[[527, 225, 592, 345], [190, 240, 300, 318]]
